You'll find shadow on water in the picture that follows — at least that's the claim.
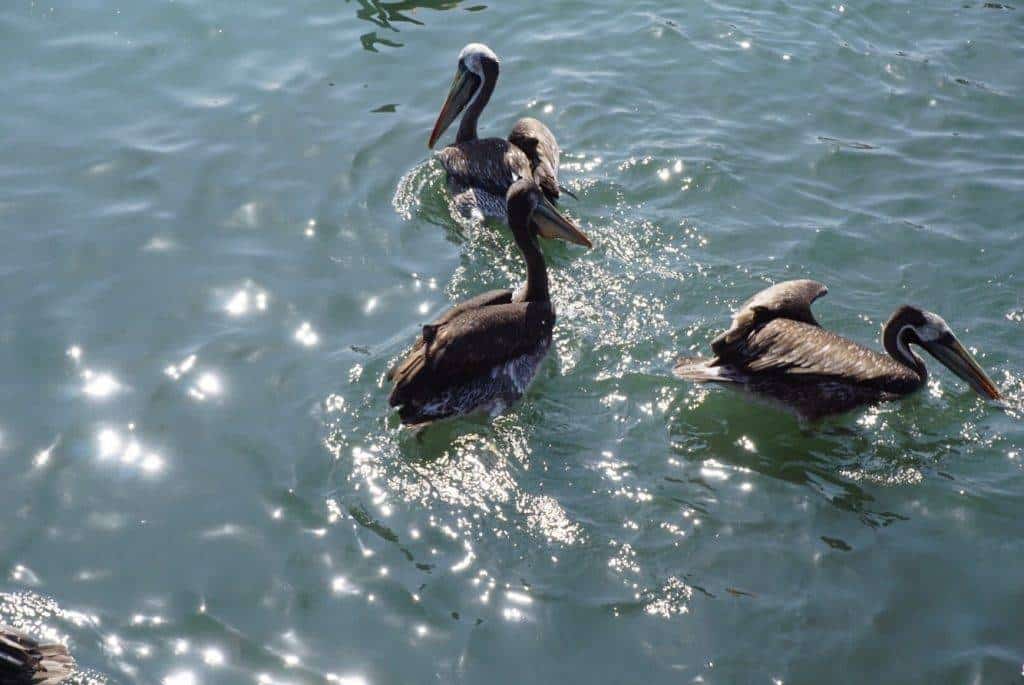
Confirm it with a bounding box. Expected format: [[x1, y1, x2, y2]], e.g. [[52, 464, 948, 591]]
[[348, 0, 476, 50], [668, 391, 921, 528]]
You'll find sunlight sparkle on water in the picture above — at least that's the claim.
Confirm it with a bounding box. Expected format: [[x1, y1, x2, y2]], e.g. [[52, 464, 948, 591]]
[[82, 371, 121, 399], [325, 675, 369, 685], [202, 647, 225, 666], [224, 284, 268, 317], [163, 671, 197, 685], [331, 576, 360, 596], [96, 428, 165, 475], [225, 290, 249, 316], [165, 354, 197, 380], [189, 372, 223, 401], [294, 322, 319, 347]]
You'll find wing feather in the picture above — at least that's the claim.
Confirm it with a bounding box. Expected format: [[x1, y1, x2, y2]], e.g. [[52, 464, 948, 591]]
[[387, 289, 512, 382], [436, 139, 530, 199], [0, 625, 75, 685], [388, 297, 554, 409], [712, 279, 828, 359], [508, 118, 562, 202], [737, 319, 916, 389]]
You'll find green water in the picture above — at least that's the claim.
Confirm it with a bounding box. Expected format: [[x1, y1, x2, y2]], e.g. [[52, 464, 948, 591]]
[[2, 1, 1023, 683]]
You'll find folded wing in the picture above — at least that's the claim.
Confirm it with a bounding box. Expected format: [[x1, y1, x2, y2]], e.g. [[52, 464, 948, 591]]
[[508, 117, 563, 202], [388, 294, 555, 409]]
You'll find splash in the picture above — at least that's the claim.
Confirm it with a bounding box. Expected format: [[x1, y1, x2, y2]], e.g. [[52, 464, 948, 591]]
[[391, 158, 445, 221]]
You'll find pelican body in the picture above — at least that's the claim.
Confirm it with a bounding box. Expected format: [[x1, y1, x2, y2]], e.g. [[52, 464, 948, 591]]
[[0, 624, 76, 685], [675, 280, 1002, 419], [388, 179, 590, 426], [428, 43, 575, 222]]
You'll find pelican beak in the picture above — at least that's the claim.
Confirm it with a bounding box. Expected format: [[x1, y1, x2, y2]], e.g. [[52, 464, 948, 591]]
[[428, 68, 477, 149], [923, 334, 1002, 400], [532, 196, 592, 248]]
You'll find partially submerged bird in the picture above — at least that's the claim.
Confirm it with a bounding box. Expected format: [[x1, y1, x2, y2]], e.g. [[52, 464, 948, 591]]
[[428, 43, 577, 222], [387, 179, 590, 426], [674, 279, 1002, 420], [0, 624, 76, 685]]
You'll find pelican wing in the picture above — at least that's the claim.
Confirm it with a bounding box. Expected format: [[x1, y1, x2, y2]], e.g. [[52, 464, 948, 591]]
[[388, 297, 554, 409], [508, 117, 562, 202], [0, 625, 76, 685], [436, 138, 530, 199], [737, 319, 916, 389], [387, 288, 512, 382], [711, 279, 828, 359]]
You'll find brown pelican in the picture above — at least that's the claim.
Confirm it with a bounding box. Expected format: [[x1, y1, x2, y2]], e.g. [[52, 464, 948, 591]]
[[427, 43, 576, 222], [674, 280, 1002, 419], [388, 179, 590, 426], [0, 624, 76, 684]]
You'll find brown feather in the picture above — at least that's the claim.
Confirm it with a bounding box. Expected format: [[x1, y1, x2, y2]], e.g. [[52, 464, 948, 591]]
[[508, 117, 563, 202], [0, 625, 76, 685], [388, 299, 554, 410]]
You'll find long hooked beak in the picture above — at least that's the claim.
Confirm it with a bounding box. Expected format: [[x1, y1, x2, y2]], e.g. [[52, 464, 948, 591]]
[[531, 195, 592, 248], [428, 68, 477, 149], [923, 334, 1002, 400]]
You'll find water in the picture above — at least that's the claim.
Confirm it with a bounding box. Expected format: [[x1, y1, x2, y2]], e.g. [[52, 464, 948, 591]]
[[1, 1, 1023, 683]]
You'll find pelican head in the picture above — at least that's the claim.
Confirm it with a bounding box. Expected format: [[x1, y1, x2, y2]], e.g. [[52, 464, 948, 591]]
[[428, 43, 500, 148], [506, 179, 591, 248], [884, 305, 1002, 400]]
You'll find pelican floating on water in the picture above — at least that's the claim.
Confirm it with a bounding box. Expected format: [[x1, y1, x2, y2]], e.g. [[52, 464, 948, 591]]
[[428, 43, 576, 222], [674, 280, 1002, 419], [388, 179, 591, 426], [0, 624, 76, 685]]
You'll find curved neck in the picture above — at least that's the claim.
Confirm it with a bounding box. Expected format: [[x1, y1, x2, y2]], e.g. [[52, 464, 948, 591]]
[[456, 62, 498, 144], [882, 321, 927, 381], [512, 230, 549, 303]]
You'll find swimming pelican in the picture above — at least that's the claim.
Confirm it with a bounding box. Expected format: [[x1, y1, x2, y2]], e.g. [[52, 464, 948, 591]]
[[0, 624, 76, 685], [428, 43, 576, 222], [674, 280, 1002, 419], [388, 179, 590, 426]]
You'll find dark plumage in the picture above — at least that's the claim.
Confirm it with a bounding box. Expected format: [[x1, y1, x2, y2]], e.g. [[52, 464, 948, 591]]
[[0, 625, 75, 685], [388, 179, 589, 426], [675, 280, 1002, 419], [428, 44, 575, 222], [508, 117, 572, 202]]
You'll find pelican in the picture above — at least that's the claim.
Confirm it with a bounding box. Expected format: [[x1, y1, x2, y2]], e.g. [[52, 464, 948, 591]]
[[427, 43, 576, 222], [0, 624, 76, 685], [674, 280, 1002, 419], [388, 179, 590, 426]]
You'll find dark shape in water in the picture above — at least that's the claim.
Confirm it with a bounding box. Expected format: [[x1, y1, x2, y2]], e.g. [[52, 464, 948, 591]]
[[360, 31, 403, 52], [0, 625, 76, 685], [817, 136, 876, 150], [821, 536, 853, 552], [674, 279, 1002, 420], [352, 0, 469, 32]]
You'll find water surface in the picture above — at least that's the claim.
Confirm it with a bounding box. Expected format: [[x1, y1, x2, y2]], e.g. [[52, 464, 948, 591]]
[[1, 1, 1023, 683]]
